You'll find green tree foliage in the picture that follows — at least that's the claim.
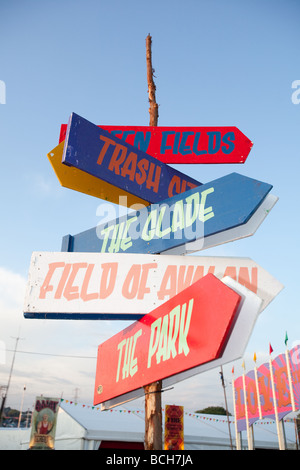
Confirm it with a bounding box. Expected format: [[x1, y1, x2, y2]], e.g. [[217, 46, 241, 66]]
[[6, 408, 19, 418], [194, 406, 231, 416]]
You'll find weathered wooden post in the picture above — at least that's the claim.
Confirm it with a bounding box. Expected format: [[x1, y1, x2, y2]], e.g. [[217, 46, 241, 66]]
[[144, 34, 163, 451]]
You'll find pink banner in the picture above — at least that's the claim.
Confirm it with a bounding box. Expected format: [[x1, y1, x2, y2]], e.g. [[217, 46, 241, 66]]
[[290, 345, 300, 409], [234, 371, 261, 432], [234, 346, 300, 431]]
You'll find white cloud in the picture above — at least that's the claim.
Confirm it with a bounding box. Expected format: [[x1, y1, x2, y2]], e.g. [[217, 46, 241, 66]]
[[0, 267, 26, 334]]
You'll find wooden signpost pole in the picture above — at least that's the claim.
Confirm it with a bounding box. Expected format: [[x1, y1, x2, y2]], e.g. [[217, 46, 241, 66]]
[[144, 34, 163, 451], [146, 34, 159, 127]]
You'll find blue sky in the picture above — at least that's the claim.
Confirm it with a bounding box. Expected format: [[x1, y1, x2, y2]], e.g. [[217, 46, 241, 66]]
[[0, 0, 300, 415]]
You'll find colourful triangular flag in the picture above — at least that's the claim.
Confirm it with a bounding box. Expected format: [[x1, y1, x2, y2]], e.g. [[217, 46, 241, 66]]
[[269, 343, 273, 355], [285, 331, 288, 347], [253, 352, 257, 363]]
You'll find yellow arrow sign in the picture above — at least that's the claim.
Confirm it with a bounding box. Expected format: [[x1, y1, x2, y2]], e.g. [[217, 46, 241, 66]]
[[47, 141, 149, 208]]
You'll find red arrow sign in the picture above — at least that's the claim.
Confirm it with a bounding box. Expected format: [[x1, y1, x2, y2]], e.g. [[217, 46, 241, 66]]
[[59, 124, 252, 164], [93, 274, 241, 406]]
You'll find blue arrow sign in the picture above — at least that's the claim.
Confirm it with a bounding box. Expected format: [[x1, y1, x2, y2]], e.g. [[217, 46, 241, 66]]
[[61, 173, 273, 255], [62, 113, 201, 204]]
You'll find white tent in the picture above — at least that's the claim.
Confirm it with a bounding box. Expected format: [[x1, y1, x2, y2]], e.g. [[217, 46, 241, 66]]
[[0, 401, 298, 450]]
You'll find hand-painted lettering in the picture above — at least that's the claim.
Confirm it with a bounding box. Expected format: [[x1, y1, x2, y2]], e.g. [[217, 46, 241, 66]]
[[160, 131, 175, 154], [121, 217, 138, 251], [140, 187, 214, 244], [157, 265, 177, 300], [99, 217, 138, 254], [99, 263, 118, 299], [156, 205, 172, 238], [171, 200, 185, 233], [207, 131, 221, 154], [222, 132, 235, 154], [55, 263, 72, 299], [223, 266, 258, 294], [116, 329, 142, 382], [63, 263, 88, 301], [120, 152, 138, 181], [147, 299, 194, 368], [192, 132, 207, 156], [178, 301, 193, 355], [110, 129, 151, 152], [147, 162, 161, 193], [134, 131, 151, 152], [38, 261, 258, 306], [108, 143, 128, 174], [39, 262, 118, 301], [81, 264, 98, 301], [160, 130, 236, 157], [136, 158, 149, 185], [198, 187, 214, 222], [100, 225, 115, 252], [121, 263, 157, 300], [97, 135, 116, 165], [179, 131, 194, 155], [97, 135, 162, 193], [107, 223, 128, 253], [167, 175, 198, 198], [39, 262, 65, 299], [137, 263, 157, 300], [142, 210, 158, 242], [121, 264, 142, 299]]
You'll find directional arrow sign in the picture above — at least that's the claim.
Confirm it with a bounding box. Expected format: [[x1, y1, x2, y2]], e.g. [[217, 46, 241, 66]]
[[164, 193, 278, 255], [23, 252, 283, 320], [93, 274, 242, 406], [100, 277, 263, 410], [47, 141, 149, 208], [61, 172, 273, 256], [59, 123, 253, 164], [60, 113, 201, 204]]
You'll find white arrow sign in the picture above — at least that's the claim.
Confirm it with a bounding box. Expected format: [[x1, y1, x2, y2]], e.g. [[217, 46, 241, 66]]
[[23, 251, 283, 319], [164, 193, 278, 255], [101, 277, 263, 409]]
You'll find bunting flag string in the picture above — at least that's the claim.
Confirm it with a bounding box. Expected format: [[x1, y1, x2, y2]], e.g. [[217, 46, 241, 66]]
[[59, 398, 295, 425]]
